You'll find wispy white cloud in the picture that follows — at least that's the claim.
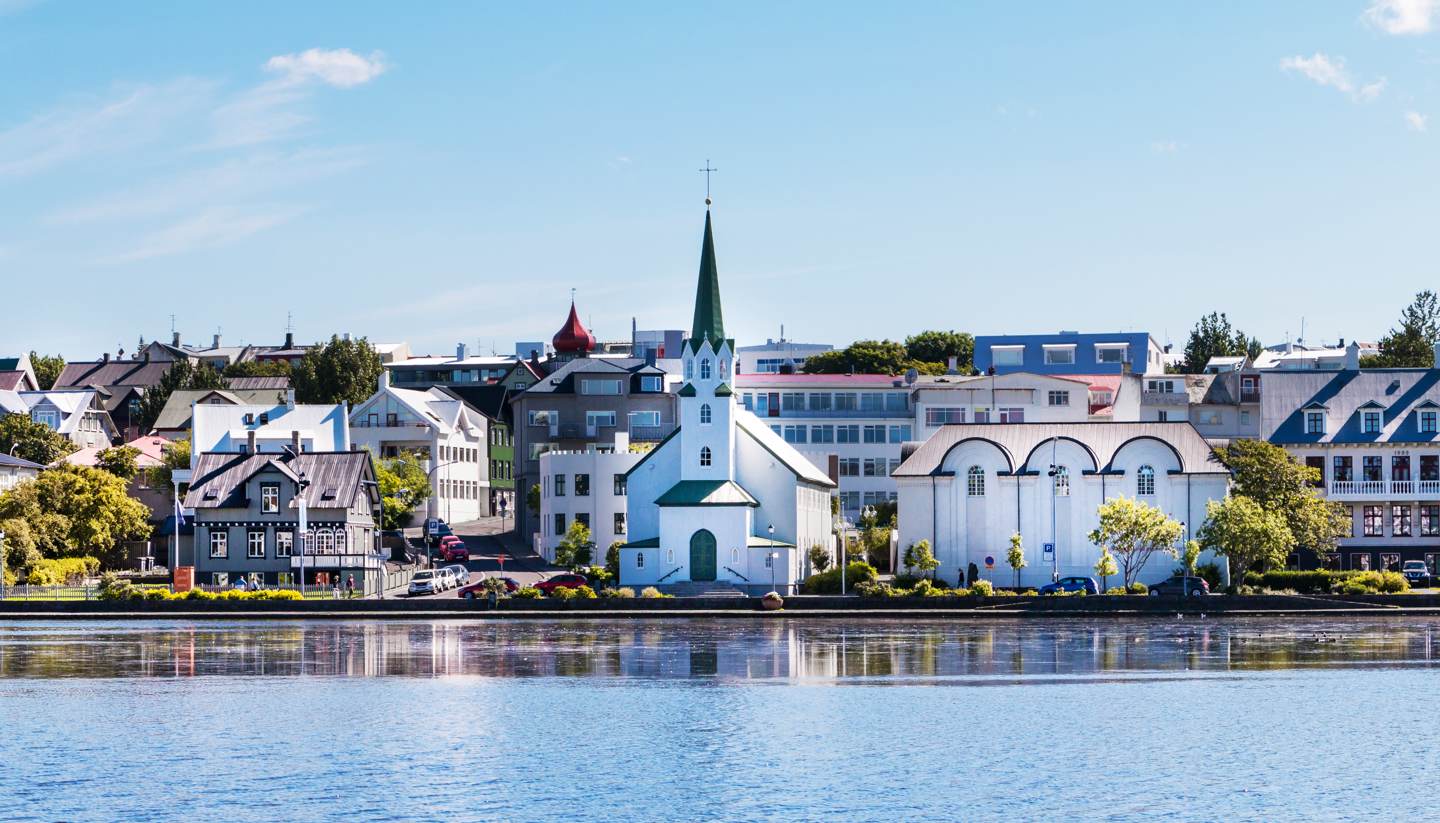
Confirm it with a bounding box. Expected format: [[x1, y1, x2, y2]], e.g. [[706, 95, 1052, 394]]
[[1365, 0, 1438, 34], [1406, 110, 1429, 131], [1151, 140, 1181, 154], [101, 206, 307, 264], [1280, 53, 1386, 102], [0, 0, 45, 15], [264, 48, 387, 88]]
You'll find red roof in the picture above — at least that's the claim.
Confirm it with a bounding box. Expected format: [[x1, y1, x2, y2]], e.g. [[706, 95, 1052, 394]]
[[552, 302, 596, 354]]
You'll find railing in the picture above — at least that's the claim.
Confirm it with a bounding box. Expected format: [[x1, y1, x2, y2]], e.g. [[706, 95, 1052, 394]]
[[723, 566, 750, 582], [628, 424, 676, 441], [1328, 480, 1440, 498], [1141, 391, 1187, 405], [1, 585, 100, 601], [747, 408, 912, 420], [657, 567, 682, 583], [1239, 389, 1261, 403]]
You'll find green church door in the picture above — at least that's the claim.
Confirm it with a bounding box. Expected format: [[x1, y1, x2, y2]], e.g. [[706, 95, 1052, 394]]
[[689, 530, 717, 581]]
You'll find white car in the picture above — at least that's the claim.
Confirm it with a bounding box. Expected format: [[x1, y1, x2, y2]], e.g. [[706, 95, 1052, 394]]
[[435, 568, 457, 591], [408, 570, 440, 596], [442, 564, 469, 588]]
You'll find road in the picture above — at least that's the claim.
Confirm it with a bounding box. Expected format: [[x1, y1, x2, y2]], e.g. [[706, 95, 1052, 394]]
[[402, 516, 558, 599]]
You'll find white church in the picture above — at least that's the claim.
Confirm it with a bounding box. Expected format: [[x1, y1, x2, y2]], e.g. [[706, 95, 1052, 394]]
[[619, 206, 836, 594]]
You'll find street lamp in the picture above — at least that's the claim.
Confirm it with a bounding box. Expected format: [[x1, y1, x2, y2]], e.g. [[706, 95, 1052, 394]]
[[1046, 436, 1059, 583], [767, 523, 776, 593], [296, 472, 310, 592], [0, 529, 6, 601]]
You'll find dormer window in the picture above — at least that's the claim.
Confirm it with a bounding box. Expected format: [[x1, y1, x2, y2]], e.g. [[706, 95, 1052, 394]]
[[700, 359, 712, 380], [1362, 411, 1382, 434], [1304, 410, 1326, 435], [1422, 411, 1438, 434]]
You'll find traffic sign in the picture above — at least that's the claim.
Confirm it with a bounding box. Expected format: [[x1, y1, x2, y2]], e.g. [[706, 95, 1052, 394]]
[[1043, 542, 1055, 559], [984, 555, 995, 570]]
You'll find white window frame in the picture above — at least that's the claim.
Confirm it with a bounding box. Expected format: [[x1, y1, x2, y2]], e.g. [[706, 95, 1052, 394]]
[[1053, 466, 1070, 496], [248, 530, 265, 559], [1305, 411, 1326, 435], [1047, 390, 1070, 406], [275, 530, 293, 558], [1424, 411, 1439, 434], [1042, 344, 1076, 365], [1094, 343, 1128, 364], [990, 345, 1024, 367], [1362, 411, 1382, 434], [261, 484, 280, 514], [967, 466, 985, 497], [700, 446, 712, 467], [1137, 465, 1156, 496], [700, 404, 712, 425], [209, 530, 228, 559]]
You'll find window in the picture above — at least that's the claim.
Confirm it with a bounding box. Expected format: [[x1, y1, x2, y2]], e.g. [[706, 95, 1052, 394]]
[[888, 425, 912, 443], [628, 410, 661, 429], [783, 425, 807, 444], [863, 425, 885, 443], [808, 393, 832, 411], [1047, 390, 1070, 406], [1344, 506, 1355, 538], [1362, 410, 1382, 434], [838, 458, 860, 477], [720, 359, 729, 379], [1157, 411, 1170, 423], [1352, 553, 1372, 571], [575, 473, 590, 496], [276, 530, 293, 557], [636, 552, 644, 568], [1053, 466, 1070, 496], [1394, 505, 1413, 537], [554, 513, 566, 536], [1043, 345, 1075, 365], [967, 466, 985, 496], [640, 375, 663, 392], [700, 447, 712, 467], [765, 553, 774, 569], [999, 407, 1025, 424], [614, 474, 627, 495], [782, 392, 805, 411], [1363, 456, 1383, 483], [1305, 456, 1324, 487], [1393, 456, 1411, 482], [261, 484, 279, 513], [925, 407, 966, 426], [1380, 552, 1401, 573], [316, 529, 335, 555], [554, 475, 566, 496], [700, 359, 712, 380], [731, 547, 739, 563], [529, 410, 556, 427], [1423, 456, 1439, 482], [839, 491, 860, 512], [991, 346, 1023, 367], [1363, 505, 1384, 537], [614, 512, 626, 535], [836, 425, 860, 443], [1423, 411, 1439, 434], [1304, 411, 1325, 434], [684, 359, 694, 380], [666, 549, 675, 564], [1334, 456, 1353, 482], [863, 458, 887, 477], [209, 530, 228, 558], [1136, 465, 1155, 496], [811, 425, 834, 443], [248, 531, 265, 558], [212, 572, 229, 587], [700, 404, 712, 425], [31, 410, 58, 430], [587, 410, 616, 429], [885, 392, 909, 412], [833, 393, 858, 411], [576, 513, 589, 529], [1095, 344, 1127, 364]]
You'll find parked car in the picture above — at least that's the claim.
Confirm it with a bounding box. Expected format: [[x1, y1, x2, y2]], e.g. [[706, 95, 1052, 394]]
[[456, 575, 518, 599], [443, 564, 470, 588], [438, 537, 469, 563], [436, 568, 458, 591], [426, 519, 453, 545], [1148, 576, 1210, 597], [1037, 576, 1099, 596], [1402, 560, 1431, 587], [408, 570, 440, 596], [535, 573, 588, 595]]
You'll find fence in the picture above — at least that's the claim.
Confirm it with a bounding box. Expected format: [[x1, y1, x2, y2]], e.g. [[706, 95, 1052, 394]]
[[2, 585, 102, 601]]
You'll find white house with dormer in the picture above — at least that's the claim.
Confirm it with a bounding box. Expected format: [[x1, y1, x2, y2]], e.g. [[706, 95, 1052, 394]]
[[619, 207, 836, 594]]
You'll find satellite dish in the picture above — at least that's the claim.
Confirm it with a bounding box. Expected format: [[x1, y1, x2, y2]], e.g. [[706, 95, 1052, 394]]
[[905, 367, 919, 385]]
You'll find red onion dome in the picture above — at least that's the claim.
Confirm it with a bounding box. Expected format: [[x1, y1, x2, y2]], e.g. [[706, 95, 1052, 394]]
[[552, 301, 596, 354]]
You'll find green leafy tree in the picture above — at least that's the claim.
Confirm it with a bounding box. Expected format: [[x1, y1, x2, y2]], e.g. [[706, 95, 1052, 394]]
[[147, 438, 191, 492], [1367, 290, 1440, 368], [905, 330, 975, 372], [803, 340, 943, 376], [903, 539, 938, 580], [554, 520, 594, 569], [222, 359, 292, 378], [807, 543, 831, 573], [135, 360, 225, 434], [527, 483, 541, 515], [28, 352, 65, 390], [0, 465, 151, 567], [95, 446, 140, 480], [1087, 495, 1184, 587], [1181, 312, 1260, 373], [0, 516, 42, 577], [1180, 538, 1201, 577], [293, 335, 383, 408], [1213, 439, 1349, 557], [1094, 549, 1118, 591], [605, 540, 623, 579], [0, 413, 77, 464], [1006, 532, 1027, 587], [1197, 496, 1294, 588], [374, 451, 432, 530]]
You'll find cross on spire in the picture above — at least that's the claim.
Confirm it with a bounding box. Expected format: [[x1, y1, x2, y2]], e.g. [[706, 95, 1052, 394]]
[[698, 159, 717, 204]]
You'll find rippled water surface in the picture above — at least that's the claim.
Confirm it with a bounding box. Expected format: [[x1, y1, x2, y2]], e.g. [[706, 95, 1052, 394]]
[[3, 616, 1438, 821]]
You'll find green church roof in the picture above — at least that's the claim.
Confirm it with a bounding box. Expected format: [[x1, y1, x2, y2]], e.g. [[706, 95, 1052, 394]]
[[677, 382, 697, 397], [689, 209, 725, 347], [714, 383, 733, 397], [655, 480, 758, 507]]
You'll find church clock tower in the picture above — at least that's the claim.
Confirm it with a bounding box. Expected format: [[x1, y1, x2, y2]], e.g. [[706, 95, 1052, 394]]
[[678, 207, 737, 480]]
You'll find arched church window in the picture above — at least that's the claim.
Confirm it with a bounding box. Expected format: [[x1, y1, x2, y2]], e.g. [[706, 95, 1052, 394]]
[[636, 552, 645, 569], [700, 359, 712, 380], [967, 466, 985, 497], [720, 359, 729, 379], [700, 447, 712, 467], [685, 359, 694, 380], [700, 404, 712, 425], [1053, 466, 1070, 496], [1137, 465, 1156, 496]]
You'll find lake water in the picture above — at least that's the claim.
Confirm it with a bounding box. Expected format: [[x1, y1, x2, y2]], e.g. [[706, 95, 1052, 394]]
[[2, 616, 1437, 822]]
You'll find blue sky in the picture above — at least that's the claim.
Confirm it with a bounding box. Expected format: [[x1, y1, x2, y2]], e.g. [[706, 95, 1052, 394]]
[[2, 1, 1438, 360]]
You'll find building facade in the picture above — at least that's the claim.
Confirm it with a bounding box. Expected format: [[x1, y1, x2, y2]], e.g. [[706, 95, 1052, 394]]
[[537, 433, 640, 563], [974, 332, 1166, 376], [736, 338, 833, 375], [0, 389, 119, 450]]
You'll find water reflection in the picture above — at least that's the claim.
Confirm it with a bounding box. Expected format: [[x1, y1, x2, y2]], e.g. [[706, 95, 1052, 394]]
[[1, 617, 1438, 681]]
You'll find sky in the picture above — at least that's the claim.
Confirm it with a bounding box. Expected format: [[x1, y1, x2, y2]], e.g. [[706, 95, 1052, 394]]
[[2, 0, 1439, 361]]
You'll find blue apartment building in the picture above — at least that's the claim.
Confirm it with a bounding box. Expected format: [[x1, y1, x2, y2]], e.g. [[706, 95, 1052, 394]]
[[974, 331, 1166, 376]]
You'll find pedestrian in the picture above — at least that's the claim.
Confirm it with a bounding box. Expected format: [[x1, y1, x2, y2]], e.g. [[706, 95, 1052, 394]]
[[234, 576, 247, 592], [346, 574, 356, 599], [331, 576, 341, 599], [967, 562, 979, 587]]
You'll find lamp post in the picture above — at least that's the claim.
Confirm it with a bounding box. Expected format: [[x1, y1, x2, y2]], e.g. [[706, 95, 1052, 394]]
[[1047, 436, 1059, 583], [0, 528, 6, 601], [767, 523, 776, 593], [296, 473, 310, 592]]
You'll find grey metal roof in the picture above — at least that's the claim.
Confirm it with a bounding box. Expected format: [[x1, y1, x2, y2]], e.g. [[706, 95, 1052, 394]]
[[225, 376, 291, 390], [183, 450, 375, 509], [1261, 368, 1440, 444], [894, 421, 1226, 476], [152, 388, 289, 432], [0, 452, 45, 470], [520, 357, 663, 394]]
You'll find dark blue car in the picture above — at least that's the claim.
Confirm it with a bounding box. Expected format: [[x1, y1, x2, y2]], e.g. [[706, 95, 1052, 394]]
[[1037, 576, 1099, 595]]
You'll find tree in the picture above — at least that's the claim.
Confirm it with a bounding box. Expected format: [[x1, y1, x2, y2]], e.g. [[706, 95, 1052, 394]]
[[1180, 538, 1201, 577], [0, 464, 151, 567], [0, 413, 77, 465], [1006, 532, 1027, 587], [0, 517, 41, 577], [802, 340, 943, 376], [134, 360, 225, 434], [903, 539, 938, 580], [1197, 496, 1294, 589], [95, 446, 140, 480], [28, 352, 64, 390], [148, 438, 190, 492], [1181, 312, 1259, 373], [527, 483, 541, 515], [374, 451, 432, 530], [807, 543, 831, 573], [1368, 290, 1440, 368], [1094, 549, 1118, 591], [554, 520, 594, 568], [293, 335, 383, 409], [222, 359, 292, 378], [605, 540, 622, 579], [1087, 495, 1184, 587], [905, 331, 975, 372], [1213, 439, 1349, 557]]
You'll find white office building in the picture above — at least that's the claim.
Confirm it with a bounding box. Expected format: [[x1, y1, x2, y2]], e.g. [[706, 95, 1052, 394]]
[[537, 433, 639, 563]]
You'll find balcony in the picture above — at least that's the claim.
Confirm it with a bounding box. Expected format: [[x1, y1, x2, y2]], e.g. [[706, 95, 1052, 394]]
[[1328, 480, 1440, 499], [1141, 391, 1187, 406], [749, 407, 913, 420], [291, 549, 385, 570], [629, 424, 676, 442], [1239, 389, 1261, 403]]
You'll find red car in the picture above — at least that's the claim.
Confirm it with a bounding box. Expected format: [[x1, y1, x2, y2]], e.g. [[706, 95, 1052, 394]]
[[438, 536, 469, 563], [457, 576, 520, 599], [534, 573, 588, 594]]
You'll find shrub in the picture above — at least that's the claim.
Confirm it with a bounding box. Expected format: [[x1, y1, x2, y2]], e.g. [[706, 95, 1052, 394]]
[[573, 585, 598, 599], [580, 565, 613, 588], [184, 589, 217, 600], [1104, 586, 1128, 595], [514, 587, 542, 599], [550, 586, 578, 601], [603, 587, 635, 599], [1193, 561, 1224, 591], [969, 580, 994, 597], [1243, 570, 1339, 594], [989, 588, 1018, 597], [893, 573, 951, 589], [1126, 582, 1148, 595], [854, 581, 888, 598], [26, 557, 100, 586], [1333, 571, 1409, 595], [639, 586, 670, 599], [799, 561, 878, 594]]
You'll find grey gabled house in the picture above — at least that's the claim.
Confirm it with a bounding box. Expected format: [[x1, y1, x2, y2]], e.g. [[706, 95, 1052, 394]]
[[183, 447, 382, 593]]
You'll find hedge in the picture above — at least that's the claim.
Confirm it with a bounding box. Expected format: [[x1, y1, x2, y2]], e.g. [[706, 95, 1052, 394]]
[[1242, 569, 1409, 595], [25, 557, 100, 585], [800, 561, 878, 594]]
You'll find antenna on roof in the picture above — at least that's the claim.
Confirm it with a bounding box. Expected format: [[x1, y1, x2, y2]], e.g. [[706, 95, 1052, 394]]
[[169, 314, 176, 334], [286, 312, 294, 334]]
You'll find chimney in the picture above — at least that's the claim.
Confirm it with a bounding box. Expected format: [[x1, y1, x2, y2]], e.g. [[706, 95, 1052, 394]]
[[172, 331, 181, 347], [291, 430, 302, 454], [379, 369, 390, 390], [945, 356, 959, 375], [530, 349, 540, 368], [212, 333, 221, 348], [284, 331, 294, 349], [102, 352, 111, 363], [457, 342, 468, 360], [644, 349, 657, 367], [142, 352, 150, 363], [246, 429, 257, 453], [1344, 340, 1361, 371], [285, 389, 296, 410]]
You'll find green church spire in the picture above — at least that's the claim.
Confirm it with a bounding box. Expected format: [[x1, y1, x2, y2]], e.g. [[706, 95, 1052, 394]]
[[690, 209, 725, 346]]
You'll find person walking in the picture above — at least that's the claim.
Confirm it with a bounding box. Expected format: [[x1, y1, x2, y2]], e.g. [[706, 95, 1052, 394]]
[[346, 574, 356, 599], [331, 576, 341, 599]]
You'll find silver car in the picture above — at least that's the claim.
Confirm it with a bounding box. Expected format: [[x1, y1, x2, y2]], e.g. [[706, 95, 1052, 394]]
[[408, 570, 439, 596], [443, 564, 469, 589]]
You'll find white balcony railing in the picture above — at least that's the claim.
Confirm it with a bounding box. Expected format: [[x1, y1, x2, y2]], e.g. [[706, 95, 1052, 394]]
[[1328, 480, 1440, 498]]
